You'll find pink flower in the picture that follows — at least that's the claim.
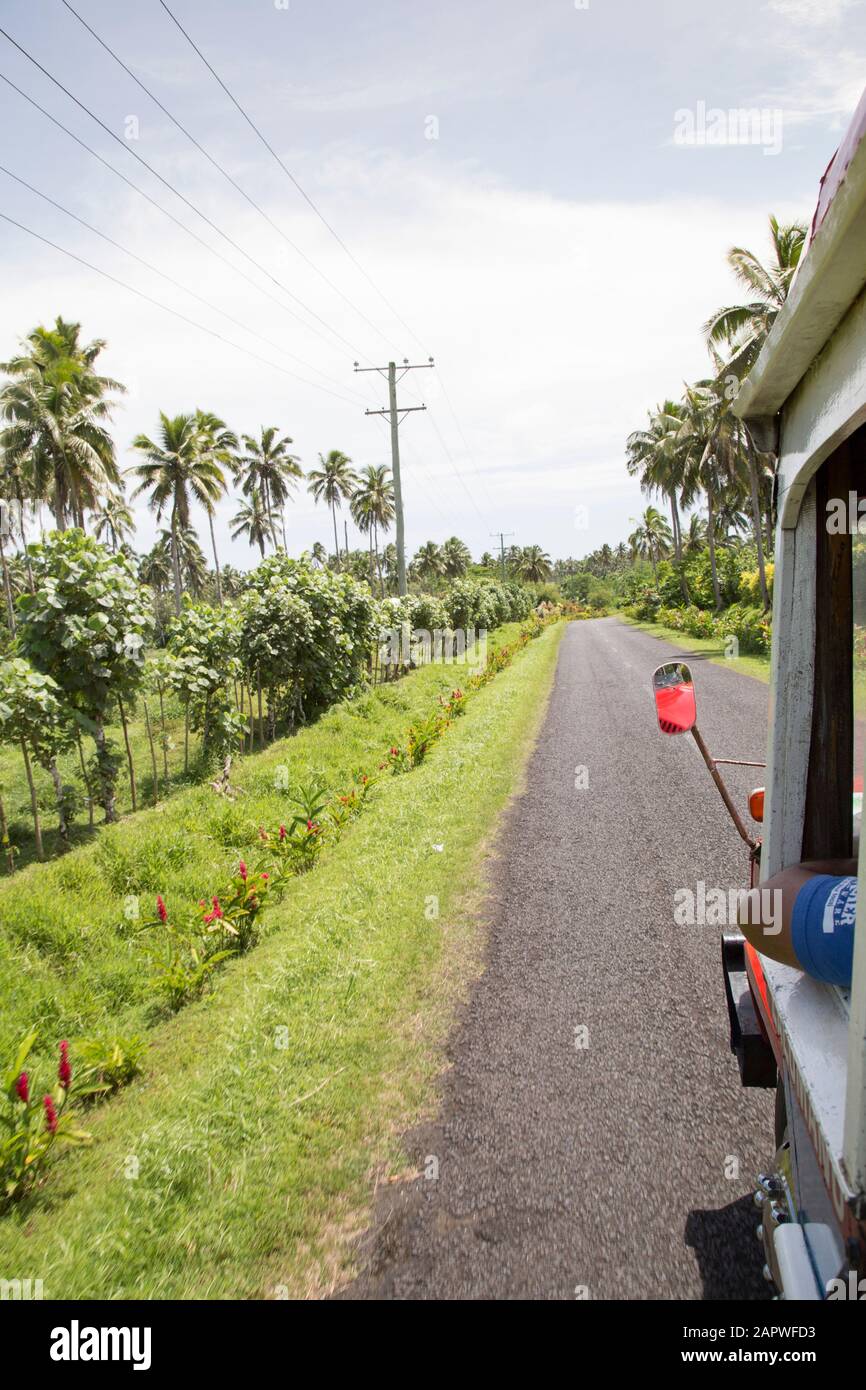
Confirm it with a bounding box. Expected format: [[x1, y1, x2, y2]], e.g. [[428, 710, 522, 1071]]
[[278, 824, 286, 842], [238, 860, 248, 882], [58, 1040, 71, 1091], [15, 1072, 28, 1104], [156, 894, 168, 924], [43, 1094, 58, 1134], [261, 872, 269, 882], [306, 820, 313, 832], [203, 896, 223, 924]]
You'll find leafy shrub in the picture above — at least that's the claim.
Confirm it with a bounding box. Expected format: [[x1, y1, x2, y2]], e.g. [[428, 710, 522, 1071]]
[[2, 1032, 91, 1209], [739, 563, 774, 605], [73, 1033, 147, 1096]]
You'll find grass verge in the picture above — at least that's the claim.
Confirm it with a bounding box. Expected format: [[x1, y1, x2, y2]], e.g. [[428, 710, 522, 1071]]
[[616, 614, 771, 683], [0, 620, 564, 1297]]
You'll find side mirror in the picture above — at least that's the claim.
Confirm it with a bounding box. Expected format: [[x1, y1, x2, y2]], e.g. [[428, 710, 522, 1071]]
[[652, 662, 696, 735]]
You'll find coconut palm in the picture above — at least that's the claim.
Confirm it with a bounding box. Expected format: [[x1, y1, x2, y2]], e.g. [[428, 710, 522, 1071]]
[[684, 513, 708, 553], [441, 536, 472, 578], [350, 464, 395, 593], [626, 400, 692, 601], [92, 492, 134, 553], [154, 525, 209, 596], [235, 426, 301, 552], [129, 412, 224, 616], [0, 317, 123, 529], [230, 488, 275, 558], [310, 541, 328, 568], [703, 216, 807, 383], [194, 410, 235, 605], [413, 540, 445, 584], [307, 450, 357, 569], [515, 544, 553, 582], [627, 507, 672, 581]]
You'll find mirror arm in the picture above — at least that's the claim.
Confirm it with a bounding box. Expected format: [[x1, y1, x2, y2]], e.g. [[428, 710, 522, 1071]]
[[690, 724, 759, 850]]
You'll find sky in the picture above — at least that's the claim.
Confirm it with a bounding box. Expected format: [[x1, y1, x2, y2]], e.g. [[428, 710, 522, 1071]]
[[1, 0, 864, 569]]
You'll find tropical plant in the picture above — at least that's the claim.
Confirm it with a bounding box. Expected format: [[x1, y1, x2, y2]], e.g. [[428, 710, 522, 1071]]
[[703, 215, 807, 382], [16, 531, 153, 821], [628, 507, 672, 580], [307, 450, 357, 570], [194, 410, 235, 604], [91, 493, 134, 553], [129, 412, 224, 616], [413, 540, 445, 584], [0, 317, 124, 529], [514, 545, 553, 582], [235, 426, 301, 552], [441, 536, 471, 578], [0, 657, 78, 854], [230, 488, 276, 558], [350, 464, 395, 592]]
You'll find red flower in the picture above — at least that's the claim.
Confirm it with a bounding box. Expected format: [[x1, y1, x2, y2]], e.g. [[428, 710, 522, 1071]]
[[156, 894, 168, 924], [389, 746, 398, 757], [203, 896, 223, 924], [238, 860, 248, 882], [261, 872, 269, 882], [58, 1040, 71, 1091], [15, 1072, 28, 1104], [278, 824, 287, 841], [43, 1094, 58, 1134]]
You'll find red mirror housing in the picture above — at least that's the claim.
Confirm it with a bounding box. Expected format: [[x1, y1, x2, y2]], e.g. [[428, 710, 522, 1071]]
[[652, 662, 696, 735]]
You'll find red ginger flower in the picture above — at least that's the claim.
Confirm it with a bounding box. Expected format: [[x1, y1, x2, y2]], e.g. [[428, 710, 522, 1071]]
[[15, 1071, 29, 1104], [238, 860, 248, 881], [156, 894, 168, 924], [58, 1040, 71, 1091], [278, 824, 287, 841], [203, 896, 223, 924], [43, 1094, 58, 1133]]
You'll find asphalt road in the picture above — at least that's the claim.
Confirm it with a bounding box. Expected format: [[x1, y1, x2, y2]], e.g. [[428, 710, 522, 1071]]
[[342, 617, 775, 1300]]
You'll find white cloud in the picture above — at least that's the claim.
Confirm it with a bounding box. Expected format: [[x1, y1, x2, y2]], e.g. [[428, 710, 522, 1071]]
[[767, 0, 855, 23], [0, 135, 811, 565]]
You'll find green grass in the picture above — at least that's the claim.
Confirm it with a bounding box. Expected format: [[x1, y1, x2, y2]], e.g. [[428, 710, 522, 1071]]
[[0, 620, 564, 1297], [0, 684, 200, 870], [617, 613, 771, 683]]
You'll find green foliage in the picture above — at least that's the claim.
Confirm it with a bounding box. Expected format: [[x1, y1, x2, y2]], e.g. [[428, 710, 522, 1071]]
[[73, 1032, 147, 1096], [17, 532, 153, 720], [167, 599, 245, 759], [0, 658, 76, 768], [239, 554, 376, 724], [1, 1032, 91, 1208]]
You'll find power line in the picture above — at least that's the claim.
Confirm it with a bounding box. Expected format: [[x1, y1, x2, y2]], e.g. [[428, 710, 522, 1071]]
[[0, 210, 362, 407], [0, 163, 371, 407], [58, 0, 397, 354], [0, 69, 364, 369], [153, 4, 493, 523], [0, 25, 371, 362], [157, 0, 427, 354]]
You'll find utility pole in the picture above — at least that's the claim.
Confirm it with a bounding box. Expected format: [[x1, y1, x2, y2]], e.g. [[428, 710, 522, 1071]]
[[356, 357, 434, 596], [490, 531, 515, 582]]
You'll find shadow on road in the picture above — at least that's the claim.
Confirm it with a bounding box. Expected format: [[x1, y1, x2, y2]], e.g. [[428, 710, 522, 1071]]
[[685, 1195, 773, 1300]]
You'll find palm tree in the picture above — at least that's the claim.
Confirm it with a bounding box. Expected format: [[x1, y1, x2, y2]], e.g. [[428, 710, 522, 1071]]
[[310, 541, 328, 568], [441, 536, 471, 578], [350, 464, 395, 593], [92, 492, 134, 553], [413, 540, 445, 585], [194, 410, 235, 605], [155, 525, 209, 596], [230, 488, 275, 558], [235, 426, 301, 552], [515, 545, 553, 583], [307, 450, 357, 569], [627, 400, 691, 601], [129, 412, 224, 616], [0, 317, 123, 529], [684, 513, 708, 553], [703, 215, 807, 383], [627, 507, 672, 581]]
